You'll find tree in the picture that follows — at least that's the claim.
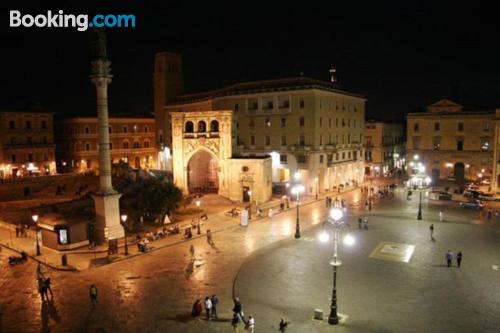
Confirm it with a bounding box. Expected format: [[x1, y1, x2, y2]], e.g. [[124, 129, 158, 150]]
[[139, 181, 183, 223]]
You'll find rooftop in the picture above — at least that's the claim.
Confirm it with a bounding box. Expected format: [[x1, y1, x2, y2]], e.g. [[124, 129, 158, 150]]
[[174, 76, 365, 104]]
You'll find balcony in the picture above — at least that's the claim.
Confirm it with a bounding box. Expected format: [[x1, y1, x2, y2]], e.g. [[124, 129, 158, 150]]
[[325, 144, 336, 150], [292, 144, 312, 151], [183, 132, 219, 139]]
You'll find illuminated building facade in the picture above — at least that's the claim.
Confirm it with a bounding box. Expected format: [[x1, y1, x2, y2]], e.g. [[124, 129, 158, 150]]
[[155, 52, 366, 198], [0, 110, 56, 179], [407, 99, 494, 185], [364, 121, 405, 177], [55, 116, 157, 173]]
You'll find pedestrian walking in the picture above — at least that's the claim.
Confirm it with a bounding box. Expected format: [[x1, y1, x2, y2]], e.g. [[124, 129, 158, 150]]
[[44, 278, 53, 299], [204, 296, 212, 320], [439, 211, 443, 222], [446, 250, 454, 267], [279, 317, 289, 332], [89, 284, 98, 309], [206, 229, 215, 247], [38, 278, 47, 302], [246, 315, 255, 333], [429, 224, 434, 240], [190, 245, 195, 259], [457, 251, 462, 268], [487, 209, 493, 220], [233, 296, 243, 319], [231, 313, 240, 332], [211, 294, 219, 318], [191, 299, 202, 317]]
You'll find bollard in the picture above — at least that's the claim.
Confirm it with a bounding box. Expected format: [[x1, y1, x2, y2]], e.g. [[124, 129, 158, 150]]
[[61, 254, 68, 266], [314, 309, 324, 320]]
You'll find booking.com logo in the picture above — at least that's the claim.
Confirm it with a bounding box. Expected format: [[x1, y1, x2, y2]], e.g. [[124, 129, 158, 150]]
[[9, 10, 136, 31]]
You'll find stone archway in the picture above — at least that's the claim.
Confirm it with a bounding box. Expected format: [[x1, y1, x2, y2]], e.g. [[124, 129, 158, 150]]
[[454, 162, 465, 184], [187, 149, 219, 193]]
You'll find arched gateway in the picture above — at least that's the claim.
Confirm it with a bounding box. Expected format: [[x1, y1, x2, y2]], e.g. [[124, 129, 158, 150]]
[[187, 149, 219, 193], [170, 110, 272, 203]]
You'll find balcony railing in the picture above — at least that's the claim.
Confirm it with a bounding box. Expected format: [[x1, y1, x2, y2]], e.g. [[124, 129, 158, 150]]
[[292, 144, 312, 151]]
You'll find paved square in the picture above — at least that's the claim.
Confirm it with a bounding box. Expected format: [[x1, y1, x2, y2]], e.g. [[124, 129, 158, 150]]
[[370, 242, 415, 263]]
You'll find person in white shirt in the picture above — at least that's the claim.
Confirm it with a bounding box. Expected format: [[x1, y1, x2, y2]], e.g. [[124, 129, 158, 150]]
[[246, 315, 255, 333], [204, 297, 212, 320]]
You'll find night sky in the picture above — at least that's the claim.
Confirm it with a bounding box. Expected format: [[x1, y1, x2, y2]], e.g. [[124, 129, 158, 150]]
[[1, 1, 499, 121]]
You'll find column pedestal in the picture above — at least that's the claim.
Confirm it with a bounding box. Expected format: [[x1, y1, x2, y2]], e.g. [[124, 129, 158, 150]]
[[92, 192, 123, 244]]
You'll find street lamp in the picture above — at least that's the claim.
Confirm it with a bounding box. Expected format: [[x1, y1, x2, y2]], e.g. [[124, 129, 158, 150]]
[[195, 199, 201, 234], [121, 214, 129, 255], [315, 176, 319, 200], [291, 184, 305, 239], [32, 214, 40, 256], [318, 206, 353, 325]]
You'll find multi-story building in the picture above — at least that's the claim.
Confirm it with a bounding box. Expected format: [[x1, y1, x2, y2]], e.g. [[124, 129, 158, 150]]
[[154, 52, 366, 197], [364, 121, 405, 177], [0, 110, 56, 179], [55, 116, 157, 172], [406, 99, 494, 184]]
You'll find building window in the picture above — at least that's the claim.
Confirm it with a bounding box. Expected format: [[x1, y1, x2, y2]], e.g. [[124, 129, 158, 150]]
[[85, 143, 90, 151], [108, 126, 112, 133], [197, 121, 206, 132], [249, 119, 255, 129], [263, 98, 274, 110], [297, 155, 306, 163], [159, 135, 163, 144], [348, 151, 351, 159], [281, 135, 287, 146], [144, 125, 149, 132], [280, 154, 287, 163], [9, 121, 15, 129], [210, 120, 219, 132], [414, 123, 419, 132], [184, 121, 194, 133], [458, 122, 464, 131], [320, 135, 323, 146], [434, 122, 440, 131], [484, 122, 490, 131], [319, 155, 324, 163], [123, 141, 129, 149], [133, 141, 140, 149], [328, 134, 332, 144], [281, 118, 286, 128], [144, 141, 150, 148], [336, 153, 339, 160], [28, 153, 33, 162], [123, 126, 128, 133], [336, 119, 339, 128], [26, 121, 31, 129], [265, 136, 271, 146], [433, 137, 440, 150], [299, 117, 305, 127], [250, 135, 255, 146], [481, 138, 490, 151], [109, 143, 113, 150], [342, 152, 345, 159], [278, 97, 290, 108], [319, 117, 322, 127], [347, 134, 351, 144], [413, 137, 421, 150], [11, 154, 16, 163], [248, 99, 258, 111], [299, 135, 305, 146], [234, 103, 239, 112], [327, 154, 333, 163], [41, 121, 47, 129], [265, 118, 271, 127], [299, 99, 305, 109], [457, 139, 464, 151]]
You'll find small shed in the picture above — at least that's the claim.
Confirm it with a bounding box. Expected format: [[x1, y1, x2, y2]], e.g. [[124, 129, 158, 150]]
[[38, 213, 89, 251]]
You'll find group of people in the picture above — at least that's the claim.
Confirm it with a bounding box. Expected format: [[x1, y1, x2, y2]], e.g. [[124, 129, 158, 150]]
[[37, 264, 53, 302], [191, 295, 219, 320], [445, 250, 463, 268], [481, 208, 500, 221], [136, 235, 151, 252]]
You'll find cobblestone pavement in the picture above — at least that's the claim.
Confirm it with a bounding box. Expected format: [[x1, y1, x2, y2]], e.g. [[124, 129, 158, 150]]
[[1, 183, 500, 332]]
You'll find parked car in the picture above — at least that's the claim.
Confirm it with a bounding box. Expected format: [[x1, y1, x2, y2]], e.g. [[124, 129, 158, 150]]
[[463, 189, 481, 198], [459, 200, 485, 210], [478, 192, 500, 202], [429, 191, 452, 201]]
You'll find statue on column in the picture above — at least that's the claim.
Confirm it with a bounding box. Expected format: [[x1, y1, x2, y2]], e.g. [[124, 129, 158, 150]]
[[89, 28, 108, 61]]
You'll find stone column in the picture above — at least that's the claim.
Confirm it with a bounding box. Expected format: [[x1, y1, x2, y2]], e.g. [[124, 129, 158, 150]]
[[90, 59, 123, 244]]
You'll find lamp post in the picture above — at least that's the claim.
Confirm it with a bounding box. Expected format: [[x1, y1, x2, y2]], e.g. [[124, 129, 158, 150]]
[[315, 176, 319, 200], [195, 199, 201, 234], [32, 214, 40, 256], [417, 192, 423, 220], [247, 190, 252, 219], [292, 177, 305, 239], [318, 206, 353, 325], [121, 214, 128, 255]]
